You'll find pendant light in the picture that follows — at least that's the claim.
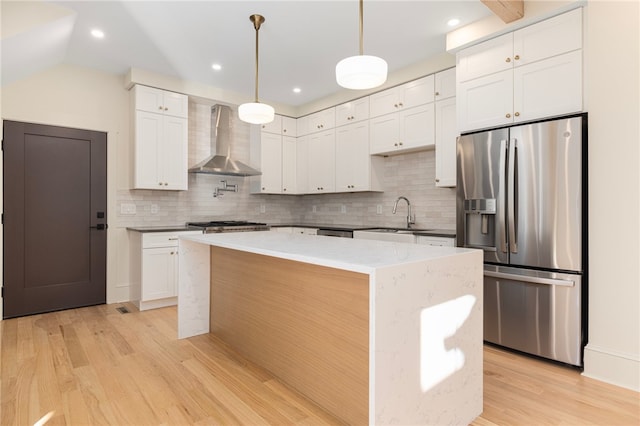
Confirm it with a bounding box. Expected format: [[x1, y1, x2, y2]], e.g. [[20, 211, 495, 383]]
[[239, 14, 275, 124], [336, 0, 388, 90]]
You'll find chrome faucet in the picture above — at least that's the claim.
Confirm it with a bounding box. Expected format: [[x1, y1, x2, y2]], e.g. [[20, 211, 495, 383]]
[[392, 196, 415, 229]]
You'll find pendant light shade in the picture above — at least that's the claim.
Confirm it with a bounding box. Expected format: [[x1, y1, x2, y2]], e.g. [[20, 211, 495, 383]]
[[336, 55, 388, 90], [238, 102, 275, 125], [336, 0, 387, 90], [239, 14, 274, 125]]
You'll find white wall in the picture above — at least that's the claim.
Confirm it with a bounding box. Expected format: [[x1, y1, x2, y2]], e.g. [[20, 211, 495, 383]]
[[582, 0, 639, 391]]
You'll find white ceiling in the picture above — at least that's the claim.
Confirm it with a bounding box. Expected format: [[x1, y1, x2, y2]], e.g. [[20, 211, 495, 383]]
[[1, 1, 493, 107]]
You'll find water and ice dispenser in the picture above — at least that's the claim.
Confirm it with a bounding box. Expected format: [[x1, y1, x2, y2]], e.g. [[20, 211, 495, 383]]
[[463, 198, 496, 249]]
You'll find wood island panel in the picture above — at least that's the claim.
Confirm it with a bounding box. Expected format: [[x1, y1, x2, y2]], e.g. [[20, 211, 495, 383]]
[[209, 246, 369, 425]]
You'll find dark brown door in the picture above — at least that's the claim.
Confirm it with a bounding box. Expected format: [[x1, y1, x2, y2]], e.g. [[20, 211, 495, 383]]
[[3, 120, 107, 318]]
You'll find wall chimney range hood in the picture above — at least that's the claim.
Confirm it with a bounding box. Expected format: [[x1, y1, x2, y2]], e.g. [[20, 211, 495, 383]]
[[188, 104, 261, 177]]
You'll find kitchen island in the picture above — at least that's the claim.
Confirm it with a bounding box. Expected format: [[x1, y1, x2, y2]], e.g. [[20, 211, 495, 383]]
[[178, 231, 483, 425]]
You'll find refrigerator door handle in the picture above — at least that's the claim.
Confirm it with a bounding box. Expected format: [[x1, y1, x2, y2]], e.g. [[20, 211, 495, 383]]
[[508, 139, 518, 253], [484, 270, 575, 287], [499, 139, 508, 253]]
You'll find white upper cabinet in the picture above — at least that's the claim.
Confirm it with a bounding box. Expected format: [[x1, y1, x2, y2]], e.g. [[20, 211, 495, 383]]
[[306, 108, 336, 134], [134, 85, 188, 118], [370, 103, 435, 156], [132, 85, 188, 190], [281, 116, 297, 137], [256, 131, 283, 194], [456, 8, 583, 132], [513, 8, 582, 67], [370, 75, 435, 118], [260, 114, 282, 134], [434, 67, 457, 100], [307, 129, 335, 193], [335, 121, 383, 192], [281, 136, 297, 194], [335, 97, 370, 127], [435, 97, 458, 188], [456, 34, 513, 83]]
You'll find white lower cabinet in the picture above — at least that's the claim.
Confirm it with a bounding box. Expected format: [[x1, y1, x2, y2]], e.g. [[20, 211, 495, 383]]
[[130, 230, 202, 311], [416, 235, 455, 247]]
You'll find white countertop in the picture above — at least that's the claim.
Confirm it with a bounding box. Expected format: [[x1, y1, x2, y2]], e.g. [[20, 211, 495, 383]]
[[182, 231, 470, 274]]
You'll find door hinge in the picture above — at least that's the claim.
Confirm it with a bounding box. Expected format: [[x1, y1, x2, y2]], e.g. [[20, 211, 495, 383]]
[[1, 213, 3, 224], [1, 139, 3, 151]]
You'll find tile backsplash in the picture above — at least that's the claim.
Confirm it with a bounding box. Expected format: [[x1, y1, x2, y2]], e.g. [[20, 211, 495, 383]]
[[117, 101, 456, 230]]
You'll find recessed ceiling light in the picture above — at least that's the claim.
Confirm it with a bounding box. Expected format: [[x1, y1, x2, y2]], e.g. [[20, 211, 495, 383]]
[[211, 63, 222, 71], [293, 87, 301, 93], [447, 18, 460, 27], [91, 29, 105, 39]]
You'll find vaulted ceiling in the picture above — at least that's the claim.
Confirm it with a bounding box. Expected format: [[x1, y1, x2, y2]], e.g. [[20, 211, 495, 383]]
[[1, 1, 495, 106]]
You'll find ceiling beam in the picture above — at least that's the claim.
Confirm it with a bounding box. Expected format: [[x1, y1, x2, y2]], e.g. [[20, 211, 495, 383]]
[[481, 0, 524, 23]]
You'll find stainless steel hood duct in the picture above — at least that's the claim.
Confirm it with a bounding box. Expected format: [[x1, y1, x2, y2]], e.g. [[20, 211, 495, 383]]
[[188, 104, 261, 176]]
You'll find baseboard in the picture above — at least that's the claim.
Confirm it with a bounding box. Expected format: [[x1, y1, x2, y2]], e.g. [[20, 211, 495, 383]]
[[583, 344, 640, 391]]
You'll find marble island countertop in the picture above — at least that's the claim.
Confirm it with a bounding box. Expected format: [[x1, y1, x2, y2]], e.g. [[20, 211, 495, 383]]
[[181, 231, 466, 274]]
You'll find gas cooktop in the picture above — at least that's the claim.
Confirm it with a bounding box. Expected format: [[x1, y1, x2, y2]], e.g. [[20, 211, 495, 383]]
[[186, 220, 269, 233]]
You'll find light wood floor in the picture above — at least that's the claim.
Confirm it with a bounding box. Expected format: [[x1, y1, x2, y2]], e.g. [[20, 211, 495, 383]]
[[1, 303, 638, 425]]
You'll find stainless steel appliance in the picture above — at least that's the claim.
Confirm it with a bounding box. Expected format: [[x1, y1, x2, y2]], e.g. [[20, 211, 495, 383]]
[[186, 220, 269, 233], [456, 114, 587, 367]]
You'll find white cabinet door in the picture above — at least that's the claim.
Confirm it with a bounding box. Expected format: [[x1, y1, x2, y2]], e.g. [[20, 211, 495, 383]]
[[435, 97, 457, 188], [307, 130, 335, 193], [134, 110, 163, 189], [258, 132, 283, 193], [416, 235, 455, 247], [134, 85, 188, 118], [281, 116, 297, 137], [513, 8, 582, 67], [261, 114, 282, 134], [456, 33, 513, 82], [370, 76, 434, 118], [162, 115, 188, 190], [400, 103, 435, 151], [401, 74, 435, 109], [435, 68, 456, 100], [142, 246, 178, 301], [307, 108, 335, 133], [335, 121, 372, 192], [282, 136, 297, 194], [336, 97, 370, 126], [296, 135, 309, 193], [513, 50, 583, 123], [457, 69, 514, 132], [369, 113, 399, 155], [162, 91, 189, 118]]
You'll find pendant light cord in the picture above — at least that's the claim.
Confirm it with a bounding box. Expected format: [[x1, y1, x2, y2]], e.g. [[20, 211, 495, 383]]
[[250, 14, 265, 103]]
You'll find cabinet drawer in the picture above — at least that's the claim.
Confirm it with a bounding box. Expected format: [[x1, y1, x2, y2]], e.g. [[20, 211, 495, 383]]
[[142, 231, 201, 248], [416, 235, 455, 246]]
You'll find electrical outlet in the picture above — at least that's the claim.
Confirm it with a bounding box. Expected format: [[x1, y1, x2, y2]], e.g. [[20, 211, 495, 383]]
[[312, 205, 317, 213], [341, 205, 347, 214], [377, 204, 383, 215], [260, 204, 266, 213], [150, 204, 158, 214]]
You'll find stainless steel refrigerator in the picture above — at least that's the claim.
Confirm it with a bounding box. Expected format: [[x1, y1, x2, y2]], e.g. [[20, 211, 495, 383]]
[[456, 114, 587, 367]]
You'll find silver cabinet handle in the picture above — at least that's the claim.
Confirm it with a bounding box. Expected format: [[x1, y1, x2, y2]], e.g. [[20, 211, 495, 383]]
[[507, 139, 518, 253], [484, 270, 574, 287]]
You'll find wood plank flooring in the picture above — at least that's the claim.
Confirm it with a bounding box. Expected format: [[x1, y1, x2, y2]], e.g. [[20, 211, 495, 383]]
[[1, 303, 638, 425]]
